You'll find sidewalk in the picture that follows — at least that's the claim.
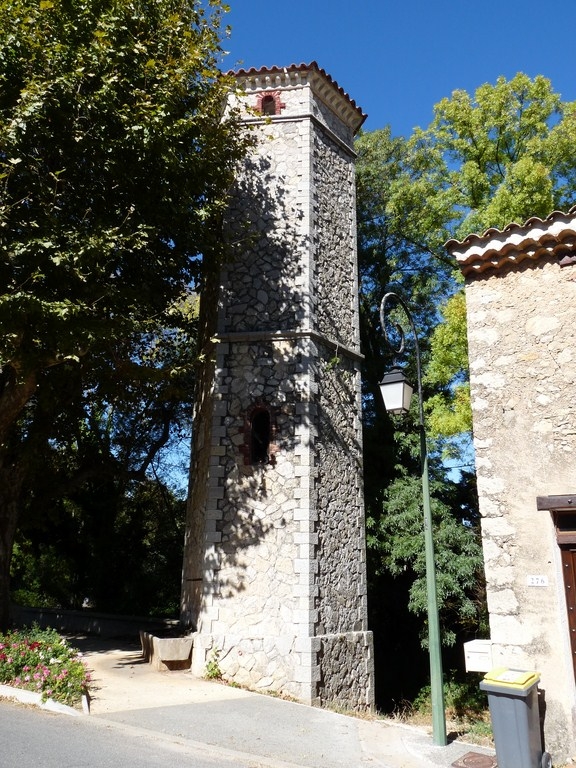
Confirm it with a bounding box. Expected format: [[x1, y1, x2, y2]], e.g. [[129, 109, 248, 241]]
[[72, 635, 497, 768]]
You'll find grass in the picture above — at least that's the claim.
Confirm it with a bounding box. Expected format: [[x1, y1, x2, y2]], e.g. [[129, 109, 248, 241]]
[[391, 674, 493, 747]]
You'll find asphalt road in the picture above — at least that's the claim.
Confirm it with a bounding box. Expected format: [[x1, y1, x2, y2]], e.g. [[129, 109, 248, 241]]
[[0, 638, 498, 768], [0, 701, 263, 768]]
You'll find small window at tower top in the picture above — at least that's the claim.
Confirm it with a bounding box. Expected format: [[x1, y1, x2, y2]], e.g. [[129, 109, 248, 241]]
[[261, 94, 277, 116], [256, 91, 285, 117]]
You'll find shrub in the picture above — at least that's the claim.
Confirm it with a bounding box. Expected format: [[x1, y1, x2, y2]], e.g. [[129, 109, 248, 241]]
[[204, 649, 222, 680], [0, 626, 90, 707]]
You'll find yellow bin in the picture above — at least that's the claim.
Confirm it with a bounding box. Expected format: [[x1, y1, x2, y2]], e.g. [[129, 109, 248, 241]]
[[482, 667, 540, 692]]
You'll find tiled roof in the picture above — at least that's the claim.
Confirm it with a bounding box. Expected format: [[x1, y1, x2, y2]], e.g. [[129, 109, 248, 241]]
[[229, 62, 367, 128], [446, 205, 576, 277]]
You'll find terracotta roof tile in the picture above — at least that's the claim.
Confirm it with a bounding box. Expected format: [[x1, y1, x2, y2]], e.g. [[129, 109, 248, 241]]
[[446, 205, 576, 277]]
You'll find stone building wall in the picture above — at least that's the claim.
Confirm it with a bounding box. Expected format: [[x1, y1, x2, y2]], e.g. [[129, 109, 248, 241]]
[[449, 211, 576, 762], [314, 346, 373, 708], [310, 128, 372, 705], [182, 64, 373, 709], [218, 119, 309, 336], [314, 130, 359, 349]]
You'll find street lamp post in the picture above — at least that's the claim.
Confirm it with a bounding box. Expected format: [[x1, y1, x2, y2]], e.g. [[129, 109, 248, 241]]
[[378, 291, 447, 747]]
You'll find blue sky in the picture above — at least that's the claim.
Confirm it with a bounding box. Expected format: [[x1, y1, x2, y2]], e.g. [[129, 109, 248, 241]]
[[222, 0, 576, 137]]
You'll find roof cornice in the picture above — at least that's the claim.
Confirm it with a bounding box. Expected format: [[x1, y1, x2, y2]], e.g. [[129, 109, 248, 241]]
[[229, 62, 367, 134], [446, 206, 576, 278]]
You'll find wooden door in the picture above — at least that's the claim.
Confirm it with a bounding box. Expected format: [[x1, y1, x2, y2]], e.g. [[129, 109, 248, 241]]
[[533, 501, 576, 679], [560, 546, 576, 679]]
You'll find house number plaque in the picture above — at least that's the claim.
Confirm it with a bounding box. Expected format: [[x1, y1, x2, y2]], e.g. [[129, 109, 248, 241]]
[[527, 575, 549, 587]]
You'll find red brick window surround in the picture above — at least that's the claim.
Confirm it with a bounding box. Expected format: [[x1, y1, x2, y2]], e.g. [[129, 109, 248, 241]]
[[241, 402, 278, 466], [256, 91, 286, 116]]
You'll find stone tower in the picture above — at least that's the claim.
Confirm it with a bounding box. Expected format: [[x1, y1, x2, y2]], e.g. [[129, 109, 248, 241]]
[[181, 63, 374, 709]]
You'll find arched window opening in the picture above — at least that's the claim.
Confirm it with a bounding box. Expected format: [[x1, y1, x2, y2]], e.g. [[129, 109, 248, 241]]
[[250, 409, 271, 464], [261, 94, 277, 116], [256, 91, 285, 117]]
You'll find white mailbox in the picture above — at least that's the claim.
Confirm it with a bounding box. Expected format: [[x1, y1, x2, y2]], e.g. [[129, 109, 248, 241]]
[[464, 639, 493, 673]]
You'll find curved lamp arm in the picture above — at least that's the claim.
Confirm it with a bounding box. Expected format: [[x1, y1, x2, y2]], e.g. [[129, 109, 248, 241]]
[[379, 291, 424, 427]]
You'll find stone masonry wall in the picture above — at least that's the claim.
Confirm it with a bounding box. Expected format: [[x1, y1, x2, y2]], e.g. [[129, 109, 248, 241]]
[[314, 349, 365, 635], [310, 127, 372, 706], [220, 118, 310, 336], [314, 346, 373, 709], [464, 256, 576, 760], [313, 129, 359, 350], [189, 334, 312, 700]]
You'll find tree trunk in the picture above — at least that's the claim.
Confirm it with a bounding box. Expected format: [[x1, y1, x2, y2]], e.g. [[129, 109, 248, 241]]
[[0, 462, 25, 632], [0, 366, 37, 439], [0, 367, 37, 632]]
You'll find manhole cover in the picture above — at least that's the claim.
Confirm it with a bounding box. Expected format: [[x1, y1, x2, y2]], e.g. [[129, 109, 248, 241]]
[[451, 752, 497, 768]]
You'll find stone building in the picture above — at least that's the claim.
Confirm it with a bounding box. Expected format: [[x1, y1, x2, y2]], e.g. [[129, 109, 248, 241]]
[[181, 63, 374, 710], [447, 206, 576, 762]]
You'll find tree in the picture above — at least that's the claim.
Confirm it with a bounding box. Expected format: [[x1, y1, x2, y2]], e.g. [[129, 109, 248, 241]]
[[358, 77, 576, 700], [417, 73, 576, 437], [9, 312, 197, 615], [355, 125, 465, 518], [424, 289, 471, 440], [0, 0, 251, 629], [354, 128, 486, 712], [12, 473, 188, 617], [419, 73, 576, 238]]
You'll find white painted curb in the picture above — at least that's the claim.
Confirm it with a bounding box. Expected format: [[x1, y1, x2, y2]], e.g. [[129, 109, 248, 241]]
[[0, 683, 89, 716]]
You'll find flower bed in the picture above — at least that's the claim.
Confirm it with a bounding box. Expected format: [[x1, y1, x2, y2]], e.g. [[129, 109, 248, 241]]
[[0, 626, 90, 708]]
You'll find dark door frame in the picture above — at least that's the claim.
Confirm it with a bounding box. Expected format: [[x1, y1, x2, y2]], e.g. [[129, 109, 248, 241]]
[[537, 495, 576, 678]]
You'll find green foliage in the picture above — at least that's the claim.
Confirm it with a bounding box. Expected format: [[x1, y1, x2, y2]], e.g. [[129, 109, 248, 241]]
[[359, 74, 576, 691], [204, 648, 221, 680], [398, 74, 576, 443], [415, 72, 575, 237], [356, 126, 486, 665], [404, 675, 493, 745], [7, 290, 194, 616], [0, 0, 250, 628], [368, 471, 486, 647], [10, 539, 76, 609], [11, 477, 186, 617], [0, 625, 90, 707], [0, 0, 245, 373], [413, 672, 488, 724], [356, 126, 455, 321], [424, 291, 472, 438], [355, 127, 454, 514]]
